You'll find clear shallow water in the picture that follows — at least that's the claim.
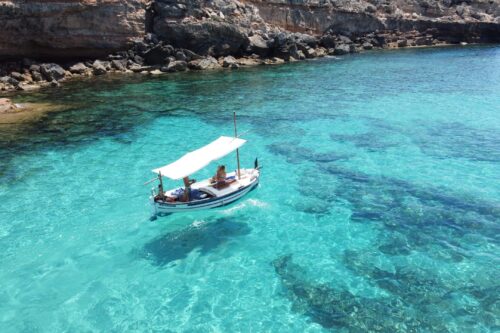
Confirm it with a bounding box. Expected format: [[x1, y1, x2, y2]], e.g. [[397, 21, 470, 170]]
[[1, 46, 499, 332]]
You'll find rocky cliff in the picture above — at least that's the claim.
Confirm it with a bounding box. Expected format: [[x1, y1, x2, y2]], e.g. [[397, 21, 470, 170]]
[[246, 0, 500, 42], [0, 0, 147, 60], [1, 0, 500, 94], [1, 0, 499, 60]]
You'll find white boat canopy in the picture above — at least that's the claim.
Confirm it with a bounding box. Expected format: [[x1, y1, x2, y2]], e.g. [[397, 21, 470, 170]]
[[152, 136, 246, 180]]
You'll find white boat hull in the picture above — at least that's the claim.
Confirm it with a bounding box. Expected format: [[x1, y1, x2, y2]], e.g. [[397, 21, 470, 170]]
[[150, 168, 260, 215]]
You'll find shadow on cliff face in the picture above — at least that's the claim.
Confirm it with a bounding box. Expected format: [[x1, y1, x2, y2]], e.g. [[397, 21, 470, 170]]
[[273, 254, 499, 332], [141, 217, 251, 266]]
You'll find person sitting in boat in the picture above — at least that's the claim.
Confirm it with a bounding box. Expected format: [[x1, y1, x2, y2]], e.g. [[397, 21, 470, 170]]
[[212, 165, 236, 189], [155, 183, 177, 202], [211, 165, 227, 189], [181, 176, 196, 201]]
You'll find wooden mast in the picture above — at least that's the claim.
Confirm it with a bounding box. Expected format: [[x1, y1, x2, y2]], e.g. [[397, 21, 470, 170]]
[[234, 112, 241, 179]]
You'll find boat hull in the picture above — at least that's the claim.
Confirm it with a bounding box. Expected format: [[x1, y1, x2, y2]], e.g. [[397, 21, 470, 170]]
[[151, 172, 259, 215]]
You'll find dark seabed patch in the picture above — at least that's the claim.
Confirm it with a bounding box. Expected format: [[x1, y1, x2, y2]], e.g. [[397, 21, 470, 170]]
[[342, 250, 500, 330], [320, 164, 500, 262], [273, 254, 499, 332], [267, 142, 351, 165], [141, 218, 251, 266], [410, 121, 500, 162]]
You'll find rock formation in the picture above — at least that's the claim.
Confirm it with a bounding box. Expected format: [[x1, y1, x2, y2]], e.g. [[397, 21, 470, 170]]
[[0, 0, 499, 94], [0, 0, 147, 60]]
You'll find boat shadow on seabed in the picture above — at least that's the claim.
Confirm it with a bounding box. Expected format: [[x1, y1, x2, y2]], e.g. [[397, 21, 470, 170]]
[[141, 217, 252, 266]]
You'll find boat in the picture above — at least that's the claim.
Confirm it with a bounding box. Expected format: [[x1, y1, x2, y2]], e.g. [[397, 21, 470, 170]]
[[148, 113, 260, 217]]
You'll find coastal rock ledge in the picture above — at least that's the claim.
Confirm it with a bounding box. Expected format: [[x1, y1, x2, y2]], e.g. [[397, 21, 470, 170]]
[[0, 0, 499, 93]]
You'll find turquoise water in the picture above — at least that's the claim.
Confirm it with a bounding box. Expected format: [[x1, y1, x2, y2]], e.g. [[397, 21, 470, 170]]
[[1, 46, 499, 332]]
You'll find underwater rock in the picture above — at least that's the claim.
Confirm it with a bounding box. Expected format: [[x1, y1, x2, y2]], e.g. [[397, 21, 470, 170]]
[[411, 121, 500, 162], [272, 254, 428, 331]]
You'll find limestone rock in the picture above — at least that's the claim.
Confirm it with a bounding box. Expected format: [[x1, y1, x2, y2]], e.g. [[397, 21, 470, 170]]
[[40, 63, 65, 81], [111, 59, 127, 71], [166, 60, 188, 72], [363, 42, 373, 50], [237, 57, 262, 66], [143, 44, 174, 65], [222, 56, 239, 68], [154, 20, 249, 57], [69, 62, 88, 74], [0, 0, 147, 59], [188, 56, 221, 70], [0, 98, 17, 113], [92, 60, 107, 75], [248, 34, 269, 56], [333, 44, 350, 55]]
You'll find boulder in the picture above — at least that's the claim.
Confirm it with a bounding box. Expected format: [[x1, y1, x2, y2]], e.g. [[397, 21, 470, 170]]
[[154, 20, 249, 57], [264, 57, 285, 65], [222, 56, 239, 69], [237, 57, 262, 66], [166, 60, 187, 72], [316, 47, 327, 57], [304, 47, 317, 58], [338, 35, 352, 44], [248, 34, 269, 56], [296, 50, 306, 60], [0, 98, 17, 113], [10, 72, 24, 81], [175, 50, 187, 62], [188, 56, 221, 70], [17, 83, 41, 91], [143, 44, 174, 65], [0, 76, 19, 86], [294, 33, 318, 48], [92, 60, 107, 75], [40, 63, 65, 81], [31, 71, 43, 82], [111, 59, 126, 71], [69, 62, 88, 74], [319, 35, 336, 48], [149, 69, 163, 75], [182, 49, 203, 61], [21, 72, 33, 83], [333, 44, 350, 55], [362, 42, 373, 50]]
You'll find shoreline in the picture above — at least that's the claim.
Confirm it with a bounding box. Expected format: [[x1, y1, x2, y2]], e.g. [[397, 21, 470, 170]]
[[0, 41, 495, 124], [0, 40, 486, 97]]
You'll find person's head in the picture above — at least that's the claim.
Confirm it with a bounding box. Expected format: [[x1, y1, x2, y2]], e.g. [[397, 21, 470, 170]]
[[218, 165, 225, 172]]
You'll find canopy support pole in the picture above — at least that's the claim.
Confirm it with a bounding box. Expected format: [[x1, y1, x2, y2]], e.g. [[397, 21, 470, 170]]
[[234, 112, 241, 180], [158, 171, 164, 195]]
